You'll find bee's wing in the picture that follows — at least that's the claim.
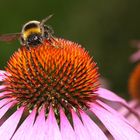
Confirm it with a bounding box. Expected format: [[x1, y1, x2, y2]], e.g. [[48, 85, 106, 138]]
[[0, 33, 21, 42]]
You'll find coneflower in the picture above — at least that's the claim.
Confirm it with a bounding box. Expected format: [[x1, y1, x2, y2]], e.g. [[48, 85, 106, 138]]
[[0, 39, 140, 140], [118, 63, 140, 133]]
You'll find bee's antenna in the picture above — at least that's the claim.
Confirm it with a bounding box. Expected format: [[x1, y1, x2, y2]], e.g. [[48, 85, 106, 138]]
[[40, 14, 53, 26]]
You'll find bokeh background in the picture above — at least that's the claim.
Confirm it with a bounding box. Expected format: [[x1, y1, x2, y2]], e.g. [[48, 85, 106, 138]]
[[0, 0, 139, 99]]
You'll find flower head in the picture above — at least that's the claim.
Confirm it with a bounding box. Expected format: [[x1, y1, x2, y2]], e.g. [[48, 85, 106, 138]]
[[129, 63, 140, 100], [0, 39, 140, 140], [4, 39, 99, 111], [117, 63, 140, 133]]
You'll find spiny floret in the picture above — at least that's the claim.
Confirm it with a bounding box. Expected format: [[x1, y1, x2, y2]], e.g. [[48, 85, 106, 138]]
[[4, 38, 99, 111]]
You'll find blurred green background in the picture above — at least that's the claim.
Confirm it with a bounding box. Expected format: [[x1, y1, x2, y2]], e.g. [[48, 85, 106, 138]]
[[0, 0, 139, 99]]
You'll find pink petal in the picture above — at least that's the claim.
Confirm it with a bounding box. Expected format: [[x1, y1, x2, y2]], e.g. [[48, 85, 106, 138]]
[[135, 105, 140, 116], [119, 100, 140, 131], [90, 103, 140, 140], [129, 100, 140, 115], [130, 50, 140, 62], [45, 107, 62, 140], [0, 70, 6, 81], [60, 108, 76, 140], [71, 109, 91, 140], [95, 100, 128, 122], [95, 100, 140, 131], [0, 91, 11, 98], [118, 100, 139, 117], [12, 108, 36, 140], [126, 112, 140, 132], [28, 106, 46, 140], [118, 105, 129, 116], [0, 85, 6, 91], [96, 88, 127, 105], [80, 110, 108, 140], [128, 100, 139, 108], [0, 107, 24, 140], [0, 99, 12, 108], [0, 70, 6, 74], [0, 101, 16, 119]]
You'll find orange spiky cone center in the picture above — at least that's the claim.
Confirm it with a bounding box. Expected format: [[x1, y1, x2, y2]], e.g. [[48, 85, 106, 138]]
[[129, 63, 140, 100], [4, 39, 99, 112]]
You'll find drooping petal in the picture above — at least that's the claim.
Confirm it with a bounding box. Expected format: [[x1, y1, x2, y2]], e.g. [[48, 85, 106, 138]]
[[134, 104, 140, 116], [45, 107, 62, 140], [128, 100, 140, 113], [0, 107, 24, 140], [71, 109, 91, 140], [0, 101, 16, 119], [95, 100, 129, 122], [60, 108, 76, 140], [0, 92, 10, 98], [96, 100, 140, 133], [80, 110, 108, 140], [119, 100, 140, 116], [125, 111, 140, 132], [28, 106, 46, 140], [96, 88, 127, 105], [12, 108, 37, 140], [0, 99, 12, 108], [90, 103, 140, 140], [119, 100, 140, 132], [0, 85, 6, 91]]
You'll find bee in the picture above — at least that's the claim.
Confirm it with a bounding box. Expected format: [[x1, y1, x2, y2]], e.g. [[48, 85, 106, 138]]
[[0, 15, 56, 48]]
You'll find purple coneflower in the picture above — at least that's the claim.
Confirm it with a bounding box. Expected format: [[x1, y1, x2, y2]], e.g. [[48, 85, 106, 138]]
[[119, 63, 140, 132], [0, 39, 140, 140]]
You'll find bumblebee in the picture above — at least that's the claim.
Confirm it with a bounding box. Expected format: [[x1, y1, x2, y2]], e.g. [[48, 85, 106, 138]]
[[0, 15, 55, 48]]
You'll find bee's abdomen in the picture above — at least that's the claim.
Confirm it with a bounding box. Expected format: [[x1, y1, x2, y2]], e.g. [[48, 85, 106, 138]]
[[24, 23, 39, 31]]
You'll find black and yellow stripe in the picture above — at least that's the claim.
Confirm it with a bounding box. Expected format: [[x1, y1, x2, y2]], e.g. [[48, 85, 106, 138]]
[[23, 27, 41, 40]]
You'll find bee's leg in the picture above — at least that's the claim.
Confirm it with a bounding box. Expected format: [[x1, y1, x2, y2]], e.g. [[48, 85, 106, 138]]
[[46, 38, 54, 45], [46, 37, 60, 48], [19, 37, 25, 46], [25, 42, 30, 50], [19, 37, 30, 49], [50, 36, 58, 43]]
